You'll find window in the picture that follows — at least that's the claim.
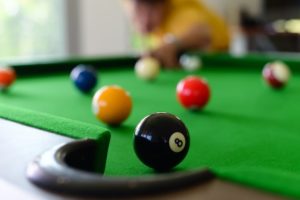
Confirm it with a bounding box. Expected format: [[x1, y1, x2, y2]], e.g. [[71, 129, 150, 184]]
[[0, 0, 66, 61]]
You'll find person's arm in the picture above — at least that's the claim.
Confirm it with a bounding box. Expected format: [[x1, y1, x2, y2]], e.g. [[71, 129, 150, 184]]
[[148, 23, 212, 68]]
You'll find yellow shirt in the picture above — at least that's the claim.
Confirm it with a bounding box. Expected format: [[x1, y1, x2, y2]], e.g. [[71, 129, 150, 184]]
[[134, 0, 230, 52]]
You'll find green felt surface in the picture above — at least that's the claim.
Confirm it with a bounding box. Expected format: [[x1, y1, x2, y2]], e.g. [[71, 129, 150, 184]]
[[0, 103, 109, 141], [1, 54, 300, 198]]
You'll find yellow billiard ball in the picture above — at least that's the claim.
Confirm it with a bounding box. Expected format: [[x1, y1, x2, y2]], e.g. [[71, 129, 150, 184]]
[[135, 57, 160, 81], [92, 86, 132, 126]]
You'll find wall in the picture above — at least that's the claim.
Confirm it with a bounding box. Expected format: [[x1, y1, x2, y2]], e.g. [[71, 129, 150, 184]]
[[67, 0, 130, 56]]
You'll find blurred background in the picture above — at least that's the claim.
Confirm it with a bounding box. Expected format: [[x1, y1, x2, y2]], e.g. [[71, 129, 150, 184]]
[[0, 0, 300, 62]]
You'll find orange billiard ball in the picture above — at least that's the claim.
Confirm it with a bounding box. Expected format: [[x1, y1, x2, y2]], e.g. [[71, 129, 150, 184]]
[[92, 85, 132, 126], [0, 66, 16, 91]]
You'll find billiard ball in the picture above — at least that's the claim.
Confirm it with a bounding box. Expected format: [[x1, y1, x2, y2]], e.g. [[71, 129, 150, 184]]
[[134, 112, 190, 171], [92, 85, 132, 126], [262, 61, 291, 89], [135, 57, 160, 81], [0, 66, 16, 91], [71, 65, 98, 93], [176, 76, 210, 110], [179, 54, 202, 72]]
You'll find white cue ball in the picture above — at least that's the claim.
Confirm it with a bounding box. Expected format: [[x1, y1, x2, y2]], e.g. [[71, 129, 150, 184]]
[[180, 55, 202, 72], [135, 57, 160, 81]]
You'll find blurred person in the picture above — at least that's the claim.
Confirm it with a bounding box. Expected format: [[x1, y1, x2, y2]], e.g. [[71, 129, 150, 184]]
[[123, 0, 230, 67]]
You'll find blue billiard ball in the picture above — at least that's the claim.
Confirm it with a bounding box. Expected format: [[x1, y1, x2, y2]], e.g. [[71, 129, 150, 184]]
[[71, 65, 98, 93]]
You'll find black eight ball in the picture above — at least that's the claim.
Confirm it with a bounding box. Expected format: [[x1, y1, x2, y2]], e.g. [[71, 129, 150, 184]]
[[134, 112, 190, 171]]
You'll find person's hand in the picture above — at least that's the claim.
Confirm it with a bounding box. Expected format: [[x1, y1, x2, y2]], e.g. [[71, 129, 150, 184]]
[[146, 42, 180, 69]]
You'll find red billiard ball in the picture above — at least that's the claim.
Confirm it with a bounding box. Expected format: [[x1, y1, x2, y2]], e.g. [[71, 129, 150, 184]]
[[0, 67, 16, 91], [262, 61, 291, 89], [176, 76, 210, 110]]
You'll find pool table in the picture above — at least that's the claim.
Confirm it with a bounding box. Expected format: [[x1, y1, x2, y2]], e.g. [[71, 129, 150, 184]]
[[0, 53, 299, 199]]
